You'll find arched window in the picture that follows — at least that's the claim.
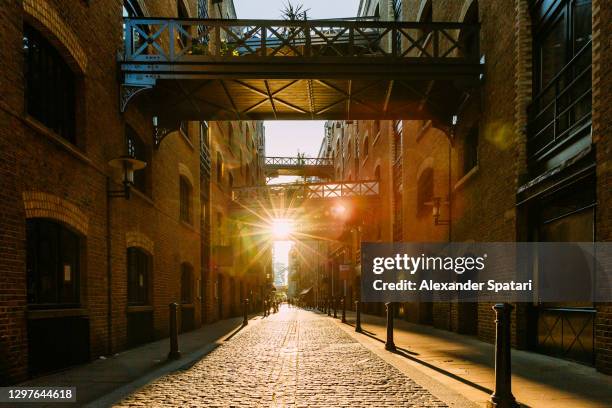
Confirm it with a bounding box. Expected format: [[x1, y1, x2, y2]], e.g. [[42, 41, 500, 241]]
[[23, 24, 76, 143], [228, 172, 234, 190], [181, 263, 194, 304], [26, 219, 81, 307], [363, 137, 369, 158], [127, 247, 150, 305], [374, 165, 381, 180], [417, 167, 434, 217], [179, 176, 193, 223]]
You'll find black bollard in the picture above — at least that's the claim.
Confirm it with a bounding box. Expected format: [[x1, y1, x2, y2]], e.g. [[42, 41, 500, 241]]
[[333, 297, 338, 318], [242, 298, 249, 326], [355, 300, 362, 333], [385, 302, 396, 351], [327, 298, 331, 316], [488, 304, 518, 408], [341, 296, 346, 323], [168, 303, 181, 360]]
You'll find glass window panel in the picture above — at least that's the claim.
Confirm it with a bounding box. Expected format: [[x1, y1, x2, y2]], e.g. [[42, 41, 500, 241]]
[[539, 16, 566, 91], [26, 219, 80, 307], [23, 25, 75, 143], [573, 0, 592, 52]]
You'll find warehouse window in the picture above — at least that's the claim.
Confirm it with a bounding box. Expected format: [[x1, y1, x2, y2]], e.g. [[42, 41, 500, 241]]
[[26, 219, 81, 308], [23, 24, 76, 143], [127, 247, 150, 305], [180, 176, 193, 224]]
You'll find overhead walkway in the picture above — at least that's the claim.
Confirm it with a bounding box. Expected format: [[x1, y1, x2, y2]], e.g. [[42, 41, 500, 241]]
[[119, 18, 483, 145], [265, 156, 334, 178], [232, 179, 379, 205]]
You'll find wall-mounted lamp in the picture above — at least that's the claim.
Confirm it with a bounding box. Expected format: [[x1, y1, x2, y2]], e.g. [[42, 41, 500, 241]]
[[428, 197, 450, 226], [107, 155, 147, 199]]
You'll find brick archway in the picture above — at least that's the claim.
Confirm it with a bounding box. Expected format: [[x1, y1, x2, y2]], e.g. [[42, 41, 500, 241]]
[[125, 231, 155, 255], [22, 0, 88, 74], [22, 191, 89, 236]]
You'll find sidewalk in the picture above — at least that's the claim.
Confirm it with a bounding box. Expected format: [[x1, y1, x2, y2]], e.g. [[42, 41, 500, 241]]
[[13, 315, 259, 407], [334, 309, 612, 408]]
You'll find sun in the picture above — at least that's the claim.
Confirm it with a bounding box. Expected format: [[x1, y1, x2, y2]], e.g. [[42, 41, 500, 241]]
[[270, 218, 294, 240]]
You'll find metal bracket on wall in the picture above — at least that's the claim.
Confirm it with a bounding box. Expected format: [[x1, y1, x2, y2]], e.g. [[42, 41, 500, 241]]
[[119, 84, 152, 113]]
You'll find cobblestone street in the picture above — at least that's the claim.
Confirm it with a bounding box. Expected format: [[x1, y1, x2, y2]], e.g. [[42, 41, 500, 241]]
[[114, 306, 448, 407]]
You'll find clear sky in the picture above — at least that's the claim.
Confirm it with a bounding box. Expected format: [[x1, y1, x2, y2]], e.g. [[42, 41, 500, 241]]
[[263, 120, 325, 163], [234, 0, 360, 20]]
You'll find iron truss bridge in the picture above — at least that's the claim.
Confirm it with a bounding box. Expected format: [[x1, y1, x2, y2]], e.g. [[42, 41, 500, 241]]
[[264, 156, 334, 178], [232, 180, 379, 204], [120, 18, 483, 142]]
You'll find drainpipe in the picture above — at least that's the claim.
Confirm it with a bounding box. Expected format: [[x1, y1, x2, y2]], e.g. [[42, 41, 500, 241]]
[[106, 176, 113, 355]]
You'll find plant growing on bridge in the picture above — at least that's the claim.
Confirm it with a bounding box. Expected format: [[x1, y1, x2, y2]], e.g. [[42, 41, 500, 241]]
[[280, 1, 309, 48], [281, 1, 309, 21]]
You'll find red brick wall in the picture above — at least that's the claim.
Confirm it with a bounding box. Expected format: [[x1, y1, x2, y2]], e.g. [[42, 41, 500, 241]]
[[0, 0, 211, 383], [593, 0, 612, 374]]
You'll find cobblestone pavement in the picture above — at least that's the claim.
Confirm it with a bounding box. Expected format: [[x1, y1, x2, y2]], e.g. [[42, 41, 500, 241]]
[[115, 306, 448, 407]]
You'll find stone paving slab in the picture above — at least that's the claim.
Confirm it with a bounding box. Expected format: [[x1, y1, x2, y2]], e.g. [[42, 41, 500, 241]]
[[339, 310, 612, 408], [114, 307, 452, 407]]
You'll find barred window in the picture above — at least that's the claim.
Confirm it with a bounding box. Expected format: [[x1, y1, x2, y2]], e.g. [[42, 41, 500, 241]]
[[180, 176, 193, 223], [23, 24, 76, 143], [127, 247, 150, 305], [26, 219, 81, 308]]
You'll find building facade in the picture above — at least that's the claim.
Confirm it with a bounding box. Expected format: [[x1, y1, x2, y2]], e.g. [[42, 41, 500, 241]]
[[323, 0, 611, 373], [0, 0, 268, 383]]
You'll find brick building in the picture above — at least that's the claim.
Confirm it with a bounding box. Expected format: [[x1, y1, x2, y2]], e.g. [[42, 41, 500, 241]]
[[0, 0, 268, 384], [324, 0, 611, 374]]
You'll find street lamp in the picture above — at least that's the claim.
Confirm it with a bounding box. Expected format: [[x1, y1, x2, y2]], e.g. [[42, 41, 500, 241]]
[[107, 155, 146, 199]]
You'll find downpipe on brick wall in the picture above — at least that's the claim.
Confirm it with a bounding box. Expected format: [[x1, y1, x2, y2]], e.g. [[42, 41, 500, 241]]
[[105, 177, 113, 355]]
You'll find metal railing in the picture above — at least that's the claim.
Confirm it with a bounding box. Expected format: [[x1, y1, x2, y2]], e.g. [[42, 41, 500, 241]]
[[265, 156, 334, 167], [123, 18, 480, 63], [232, 180, 379, 202], [527, 41, 592, 165]]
